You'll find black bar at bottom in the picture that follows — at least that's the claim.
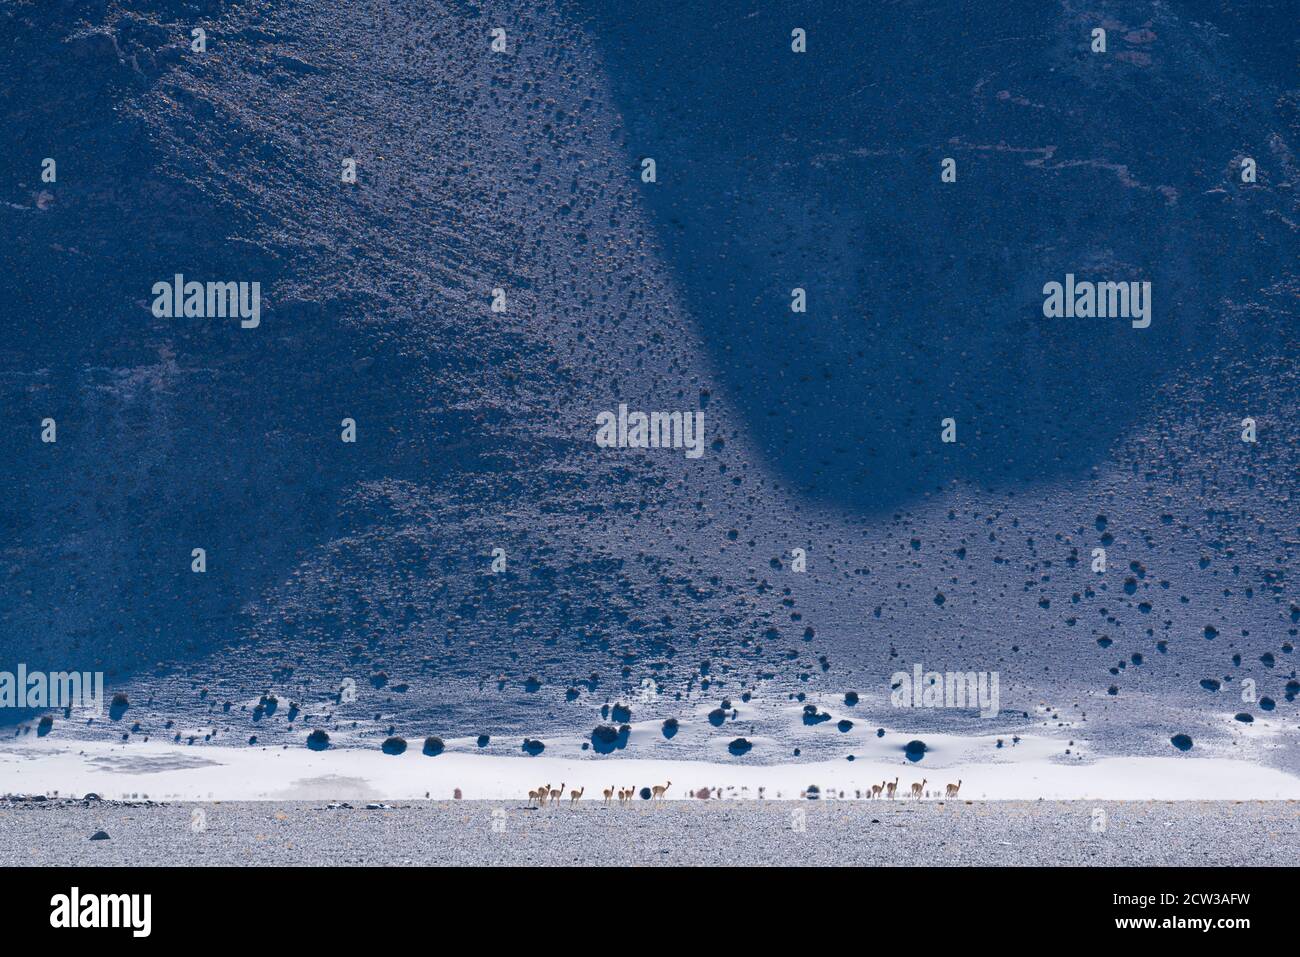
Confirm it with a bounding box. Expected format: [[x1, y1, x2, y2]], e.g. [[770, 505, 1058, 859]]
[[0, 865, 1284, 942]]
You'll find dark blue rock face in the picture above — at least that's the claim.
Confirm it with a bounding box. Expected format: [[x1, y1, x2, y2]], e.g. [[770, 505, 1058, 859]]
[[584, 1, 1296, 511], [0, 0, 1295, 773]]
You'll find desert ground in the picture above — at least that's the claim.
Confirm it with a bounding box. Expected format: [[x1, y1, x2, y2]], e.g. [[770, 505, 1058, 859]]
[[1, 796, 1296, 867]]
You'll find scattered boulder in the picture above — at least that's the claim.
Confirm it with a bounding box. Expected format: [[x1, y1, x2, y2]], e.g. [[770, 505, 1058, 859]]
[[381, 736, 407, 755], [802, 705, 830, 726], [306, 730, 330, 751], [422, 736, 445, 756], [591, 724, 627, 754]]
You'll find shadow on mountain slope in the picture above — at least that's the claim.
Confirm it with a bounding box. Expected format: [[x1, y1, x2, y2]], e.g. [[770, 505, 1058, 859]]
[[574, 0, 1297, 511]]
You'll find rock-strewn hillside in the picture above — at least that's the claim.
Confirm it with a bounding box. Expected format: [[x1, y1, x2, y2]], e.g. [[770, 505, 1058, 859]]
[[2, 0, 1296, 769]]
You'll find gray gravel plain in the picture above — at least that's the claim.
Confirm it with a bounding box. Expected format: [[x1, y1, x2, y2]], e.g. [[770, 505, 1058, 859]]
[[1, 798, 1296, 866]]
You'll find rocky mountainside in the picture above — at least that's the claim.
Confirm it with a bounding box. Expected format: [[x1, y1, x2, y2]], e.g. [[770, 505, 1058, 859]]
[[2, 0, 1296, 769]]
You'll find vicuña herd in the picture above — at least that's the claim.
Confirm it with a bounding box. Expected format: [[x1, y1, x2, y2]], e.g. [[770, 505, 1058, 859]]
[[528, 781, 672, 807], [526, 777, 962, 805]]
